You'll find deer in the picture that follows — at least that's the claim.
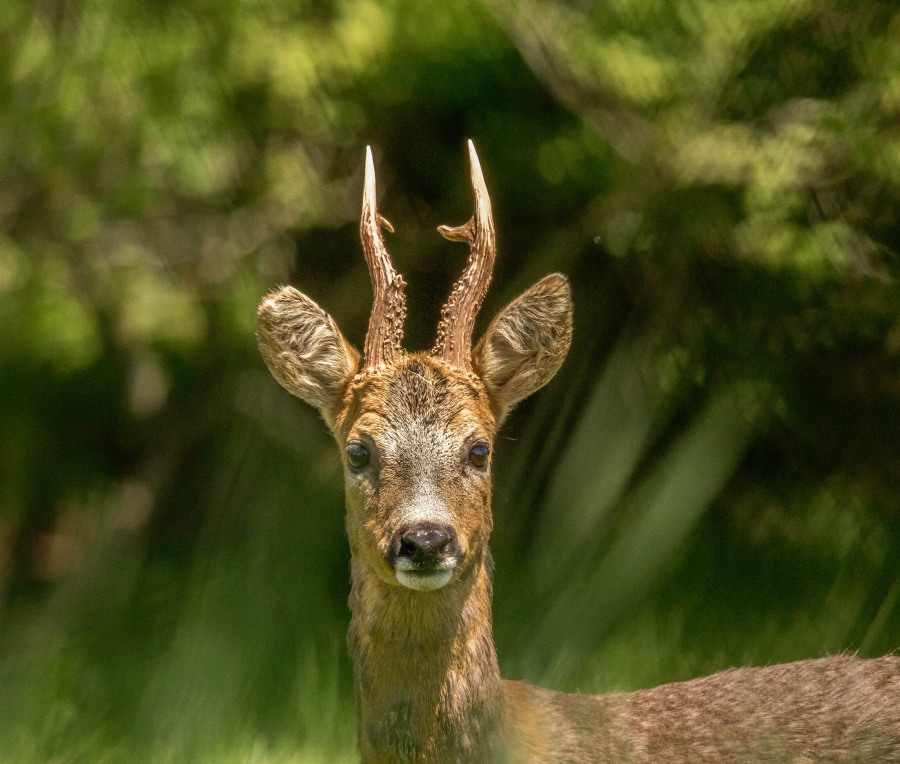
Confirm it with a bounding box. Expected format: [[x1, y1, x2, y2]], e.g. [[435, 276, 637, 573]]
[[256, 142, 900, 763]]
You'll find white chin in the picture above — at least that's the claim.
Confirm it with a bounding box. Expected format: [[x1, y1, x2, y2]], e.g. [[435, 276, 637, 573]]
[[395, 568, 454, 591]]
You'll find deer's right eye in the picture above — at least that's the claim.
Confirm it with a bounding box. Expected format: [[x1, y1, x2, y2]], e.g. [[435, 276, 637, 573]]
[[346, 443, 370, 470], [468, 442, 490, 469]]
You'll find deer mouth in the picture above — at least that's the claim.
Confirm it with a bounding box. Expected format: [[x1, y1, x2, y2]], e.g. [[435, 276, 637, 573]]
[[393, 559, 455, 591]]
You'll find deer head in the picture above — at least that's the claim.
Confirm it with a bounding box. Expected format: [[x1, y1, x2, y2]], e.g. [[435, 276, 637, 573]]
[[257, 142, 572, 593]]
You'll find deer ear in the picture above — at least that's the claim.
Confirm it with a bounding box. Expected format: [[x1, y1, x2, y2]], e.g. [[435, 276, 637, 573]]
[[474, 273, 573, 421], [257, 287, 360, 419]]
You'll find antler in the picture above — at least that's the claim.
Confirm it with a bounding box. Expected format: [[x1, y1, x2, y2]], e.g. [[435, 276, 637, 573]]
[[432, 140, 496, 371], [361, 146, 407, 369]]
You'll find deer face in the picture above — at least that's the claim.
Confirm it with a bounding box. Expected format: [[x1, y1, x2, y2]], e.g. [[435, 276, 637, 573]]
[[335, 357, 495, 591], [257, 143, 572, 594]]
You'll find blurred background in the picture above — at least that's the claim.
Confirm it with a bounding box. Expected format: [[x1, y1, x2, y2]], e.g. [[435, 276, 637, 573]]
[[0, 0, 898, 760]]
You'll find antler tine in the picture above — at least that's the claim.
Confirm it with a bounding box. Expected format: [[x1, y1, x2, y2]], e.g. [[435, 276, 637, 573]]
[[432, 140, 496, 371], [361, 146, 407, 369]]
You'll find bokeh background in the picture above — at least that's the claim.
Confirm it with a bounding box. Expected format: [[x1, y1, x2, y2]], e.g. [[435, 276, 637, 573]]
[[1, 0, 898, 760]]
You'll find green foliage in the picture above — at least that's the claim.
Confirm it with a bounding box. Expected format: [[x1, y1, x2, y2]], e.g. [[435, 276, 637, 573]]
[[0, 0, 898, 759]]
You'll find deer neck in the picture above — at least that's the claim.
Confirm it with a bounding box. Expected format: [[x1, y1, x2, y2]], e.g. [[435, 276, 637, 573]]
[[348, 551, 505, 763]]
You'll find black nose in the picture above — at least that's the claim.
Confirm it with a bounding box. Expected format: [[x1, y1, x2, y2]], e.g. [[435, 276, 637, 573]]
[[394, 526, 458, 563]]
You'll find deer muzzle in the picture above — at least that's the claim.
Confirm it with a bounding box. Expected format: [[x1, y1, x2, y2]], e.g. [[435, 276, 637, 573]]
[[388, 523, 460, 591]]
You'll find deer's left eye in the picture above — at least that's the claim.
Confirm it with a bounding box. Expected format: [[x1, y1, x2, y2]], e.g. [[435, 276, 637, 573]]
[[468, 443, 490, 469], [347, 443, 370, 470]]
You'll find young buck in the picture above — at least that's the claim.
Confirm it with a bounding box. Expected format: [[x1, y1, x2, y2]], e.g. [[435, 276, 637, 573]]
[[257, 143, 900, 763]]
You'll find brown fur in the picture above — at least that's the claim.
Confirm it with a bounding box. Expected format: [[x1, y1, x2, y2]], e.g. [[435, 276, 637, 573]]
[[502, 656, 900, 762], [258, 269, 900, 763]]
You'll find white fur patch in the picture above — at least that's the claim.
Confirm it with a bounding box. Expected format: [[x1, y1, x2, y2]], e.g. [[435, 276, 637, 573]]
[[395, 568, 454, 591]]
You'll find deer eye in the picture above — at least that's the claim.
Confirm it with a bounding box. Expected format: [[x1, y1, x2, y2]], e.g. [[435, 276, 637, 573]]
[[468, 443, 490, 469], [346, 443, 370, 470]]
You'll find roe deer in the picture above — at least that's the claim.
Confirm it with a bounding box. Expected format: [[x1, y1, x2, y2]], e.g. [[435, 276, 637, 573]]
[[257, 142, 900, 763]]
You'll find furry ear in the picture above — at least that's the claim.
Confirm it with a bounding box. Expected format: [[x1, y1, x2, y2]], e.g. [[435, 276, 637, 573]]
[[257, 287, 359, 420], [473, 273, 572, 421]]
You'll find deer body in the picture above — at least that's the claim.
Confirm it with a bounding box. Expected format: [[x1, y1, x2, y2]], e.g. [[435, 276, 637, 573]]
[[258, 144, 900, 763]]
